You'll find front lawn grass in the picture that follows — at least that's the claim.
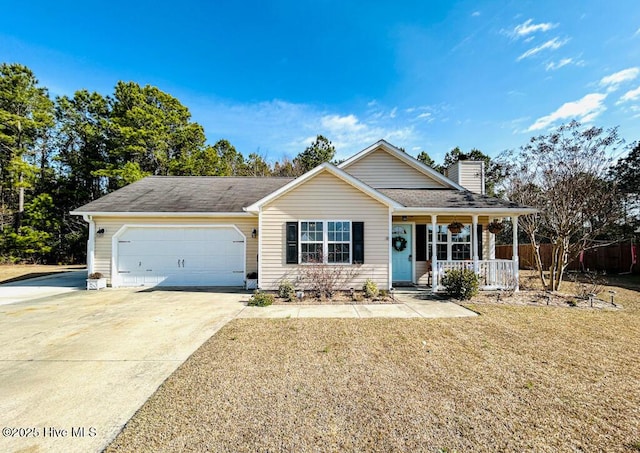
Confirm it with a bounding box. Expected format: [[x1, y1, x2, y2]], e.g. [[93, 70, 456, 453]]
[[106, 276, 640, 452]]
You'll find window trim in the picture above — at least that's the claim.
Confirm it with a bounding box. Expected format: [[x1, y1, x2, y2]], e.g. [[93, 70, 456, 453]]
[[299, 220, 324, 264], [298, 220, 353, 265], [428, 224, 472, 261], [450, 225, 472, 261]]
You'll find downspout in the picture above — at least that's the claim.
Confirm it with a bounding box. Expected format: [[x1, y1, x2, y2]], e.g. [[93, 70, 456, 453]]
[[83, 215, 95, 276]]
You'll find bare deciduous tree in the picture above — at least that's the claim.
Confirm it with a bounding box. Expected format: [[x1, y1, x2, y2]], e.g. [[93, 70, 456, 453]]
[[295, 253, 361, 299], [498, 121, 624, 291]]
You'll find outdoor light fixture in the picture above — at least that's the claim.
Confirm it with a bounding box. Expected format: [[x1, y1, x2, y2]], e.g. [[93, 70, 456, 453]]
[[251, 228, 257, 238], [97, 228, 105, 235], [402, 216, 408, 221]]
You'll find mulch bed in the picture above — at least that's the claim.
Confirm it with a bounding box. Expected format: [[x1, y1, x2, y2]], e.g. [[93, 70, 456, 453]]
[[271, 290, 396, 305], [471, 290, 622, 310]]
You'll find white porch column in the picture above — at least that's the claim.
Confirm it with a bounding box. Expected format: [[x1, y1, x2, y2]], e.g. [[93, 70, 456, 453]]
[[472, 214, 479, 273], [431, 215, 437, 291], [257, 206, 263, 290], [512, 215, 519, 292], [489, 217, 496, 259], [388, 208, 393, 290]]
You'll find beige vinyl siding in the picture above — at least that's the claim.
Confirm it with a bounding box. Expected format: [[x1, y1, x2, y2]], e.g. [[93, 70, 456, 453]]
[[344, 148, 447, 189], [445, 161, 484, 194], [91, 216, 258, 284], [261, 171, 390, 290]]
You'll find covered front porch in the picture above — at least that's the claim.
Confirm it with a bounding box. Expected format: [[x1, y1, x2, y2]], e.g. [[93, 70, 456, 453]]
[[390, 214, 521, 291]]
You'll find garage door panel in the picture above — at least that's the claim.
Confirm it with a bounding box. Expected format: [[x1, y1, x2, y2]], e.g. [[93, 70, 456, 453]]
[[116, 226, 245, 287]]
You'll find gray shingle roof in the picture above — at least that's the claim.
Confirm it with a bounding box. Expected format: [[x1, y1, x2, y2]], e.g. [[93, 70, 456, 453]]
[[73, 176, 294, 213], [72, 176, 530, 214], [378, 188, 526, 210]]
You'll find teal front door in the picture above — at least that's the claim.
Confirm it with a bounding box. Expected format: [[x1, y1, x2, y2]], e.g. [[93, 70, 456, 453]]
[[392, 223, 412, 283]]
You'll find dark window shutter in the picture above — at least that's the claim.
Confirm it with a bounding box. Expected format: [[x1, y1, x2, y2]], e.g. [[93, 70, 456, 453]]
[[352, 222, 364, 264], [286, 222, 298, 264], [477, 224, 483, 260], [416, 224, 427, 261]]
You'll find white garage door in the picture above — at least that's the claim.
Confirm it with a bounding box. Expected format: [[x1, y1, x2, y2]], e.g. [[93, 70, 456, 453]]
[[115, 226, 245, 287]]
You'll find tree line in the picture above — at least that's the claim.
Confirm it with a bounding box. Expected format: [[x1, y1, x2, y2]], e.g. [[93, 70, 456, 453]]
[[1, 62, 638, 276], [0, 63, 348, 263]]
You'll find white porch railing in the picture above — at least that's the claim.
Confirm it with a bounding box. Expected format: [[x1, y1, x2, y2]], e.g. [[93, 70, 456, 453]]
[[434, 259, 517, 290]]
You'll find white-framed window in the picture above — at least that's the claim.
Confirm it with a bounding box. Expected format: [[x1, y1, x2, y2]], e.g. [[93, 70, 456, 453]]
[[300, 220, 351, 264], [327, 221, 351, 263], [451, 225, 472, 260], [427, 224, 472, 260], [300, 221, 323, 263]]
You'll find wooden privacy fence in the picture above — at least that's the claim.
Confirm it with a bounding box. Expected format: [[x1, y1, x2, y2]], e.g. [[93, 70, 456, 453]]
[[495, 241, 639, 274]]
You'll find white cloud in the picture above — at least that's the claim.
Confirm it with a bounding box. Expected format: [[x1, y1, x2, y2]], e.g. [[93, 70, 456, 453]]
[[618, 85, 640, 103], [188, 96, 430, 160], [288, 113, 416, 158], [517, 37, 568, 61], [600, 67, 639, 92], [513, 19, 558, 37], [545, 57, 573, 71], [320, 114, 367, 133], [472, 11, 480, 17], [527, 93, 607, 131]]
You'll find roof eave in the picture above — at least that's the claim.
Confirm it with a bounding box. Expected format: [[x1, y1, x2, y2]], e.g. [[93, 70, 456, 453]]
[[393, 207, 538, 216], [69, 211, 257, 217]]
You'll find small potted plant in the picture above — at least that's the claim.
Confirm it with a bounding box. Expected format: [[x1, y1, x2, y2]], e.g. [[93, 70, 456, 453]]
[[447, 221, 464, 234], [487, 220, 504, 234], [87, 272, 107, 290], [245, 271, 258, 290]]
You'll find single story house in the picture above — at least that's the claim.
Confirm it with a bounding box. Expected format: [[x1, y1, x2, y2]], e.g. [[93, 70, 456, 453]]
[[71, 140, 535, 291]]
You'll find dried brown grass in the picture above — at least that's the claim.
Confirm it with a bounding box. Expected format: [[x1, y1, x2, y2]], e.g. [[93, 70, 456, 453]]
[[106, 275, 640, 452], [0, 264, 84, 283]]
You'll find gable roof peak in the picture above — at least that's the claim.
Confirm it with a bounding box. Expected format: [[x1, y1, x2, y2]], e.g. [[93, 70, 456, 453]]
[[338, 139, 466, 191], [244, 161, 402, 212]]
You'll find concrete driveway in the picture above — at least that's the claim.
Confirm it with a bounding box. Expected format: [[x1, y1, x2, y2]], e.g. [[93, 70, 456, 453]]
[[0, 286, 248, 453], [0, 270, 87, 306]]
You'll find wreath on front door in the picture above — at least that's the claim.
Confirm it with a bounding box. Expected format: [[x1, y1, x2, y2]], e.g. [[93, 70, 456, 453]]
[[392, 236, 407, 252]]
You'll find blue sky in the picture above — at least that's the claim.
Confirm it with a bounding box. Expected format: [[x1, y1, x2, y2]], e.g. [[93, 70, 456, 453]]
[[1, 0, 639, 163]]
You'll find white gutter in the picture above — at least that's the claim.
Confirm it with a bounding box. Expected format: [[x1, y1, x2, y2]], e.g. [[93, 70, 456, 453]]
[[393, 207, 538, 216], [82, 215, 95, 275], [70, 211, 256, 218]]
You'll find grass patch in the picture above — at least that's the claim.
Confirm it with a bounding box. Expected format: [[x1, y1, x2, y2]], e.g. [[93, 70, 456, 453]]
[[0, 264, 84, 283], [106, 276, 640, 452]]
